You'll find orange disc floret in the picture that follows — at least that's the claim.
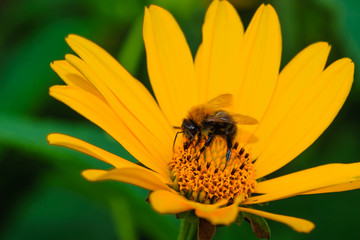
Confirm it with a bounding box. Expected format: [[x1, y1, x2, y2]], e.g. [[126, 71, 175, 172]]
[[169, 136, 256, 204]]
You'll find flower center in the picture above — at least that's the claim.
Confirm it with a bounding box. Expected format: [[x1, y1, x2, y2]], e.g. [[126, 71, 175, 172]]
[[169, 136, 257, 204]]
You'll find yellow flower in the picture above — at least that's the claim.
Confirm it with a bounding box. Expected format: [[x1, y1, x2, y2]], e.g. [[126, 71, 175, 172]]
[[48, 0, 358, 234]]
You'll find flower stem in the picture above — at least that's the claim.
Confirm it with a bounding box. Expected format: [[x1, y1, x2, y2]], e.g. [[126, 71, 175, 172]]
[[177, 218, 198, 240]]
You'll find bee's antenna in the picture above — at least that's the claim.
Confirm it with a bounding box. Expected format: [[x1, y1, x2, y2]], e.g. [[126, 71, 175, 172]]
[[173, 131, 184, 151]]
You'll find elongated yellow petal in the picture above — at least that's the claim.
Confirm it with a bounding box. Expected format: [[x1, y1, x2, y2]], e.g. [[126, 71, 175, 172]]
[[238, 207, 315, 233], [149, 190, 197, 213], [64, 54, 172, 168], [150, 190, 240, 225], [143, 5, 198, 126], [47, 133, 133, 168], [65, 35, 174, 156], [47, 133, 171, 184], [48, 133, 171, 187], [149, 190, 227, 213], [254, 57, 354, 178], [49, 85, 169, 177], [194, 0, 244, 103], [82, 168, 171, 192], [302, 179, 360, 195], [50, 60, 102, 97], [234, 4, 281, 140], [246, 163, 360, 204]]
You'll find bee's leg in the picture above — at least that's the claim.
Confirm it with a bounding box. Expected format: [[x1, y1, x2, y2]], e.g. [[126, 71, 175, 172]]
[[225, 134, 233, 162], [196, 132, 203, 145], [199, 133, 214, 155], [173, 131, 184, 151], [204, 133, 214, 147]]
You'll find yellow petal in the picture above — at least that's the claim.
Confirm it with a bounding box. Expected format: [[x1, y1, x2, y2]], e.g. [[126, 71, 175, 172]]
[[49, 85, 169, 177], [150, 190, 240, 225], [149, 190, 197, 214], [65, 35, 174, 156], [302, 179, 360, 195], [50, 60, 102, 98], [246, 163, 360, 204], [47, 133, 133, 168], [195, 204, 238, 226], [47, 133, 171, 184], [234, 4, 281, 141], [238, 207, 315, 233], [143, 5, 198, 126], [194, 0, 244, 103], [253, 57, 354, 178], [82, 168, 171, 191], [195, 196, 243, 225], [150, 190, 226, 213], [64, 54, 172, 168]]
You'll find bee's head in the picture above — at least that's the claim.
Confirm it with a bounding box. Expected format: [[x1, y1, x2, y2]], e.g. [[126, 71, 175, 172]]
[[181, 118, 199, 139]]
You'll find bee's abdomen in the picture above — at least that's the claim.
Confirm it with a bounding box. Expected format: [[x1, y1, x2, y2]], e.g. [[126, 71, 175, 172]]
[[203, 121, 237, 137]]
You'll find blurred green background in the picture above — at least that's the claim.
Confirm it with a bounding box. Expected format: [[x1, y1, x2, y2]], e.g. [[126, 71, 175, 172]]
[[0, 0, 359, 239]]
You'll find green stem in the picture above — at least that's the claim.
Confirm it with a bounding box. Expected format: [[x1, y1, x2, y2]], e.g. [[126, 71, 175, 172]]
[[177, 218, 198, 240]]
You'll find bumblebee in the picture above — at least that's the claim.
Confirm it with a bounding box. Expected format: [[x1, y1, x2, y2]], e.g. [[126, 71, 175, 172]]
[[174, 94, 258, 162]]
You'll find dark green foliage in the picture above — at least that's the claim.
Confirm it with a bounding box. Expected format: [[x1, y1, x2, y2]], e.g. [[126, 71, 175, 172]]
[[243, 212, 271, 239]]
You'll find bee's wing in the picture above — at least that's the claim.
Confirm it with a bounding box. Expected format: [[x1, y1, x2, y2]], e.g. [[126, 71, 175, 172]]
[[205, 111, 235, 123], [231, 113, 258, 125], [206, 94, 234, 111], [205, 111, 258, 125]]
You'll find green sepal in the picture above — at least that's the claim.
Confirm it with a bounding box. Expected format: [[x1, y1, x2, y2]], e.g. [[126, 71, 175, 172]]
[[176, 211, 189, 219], [235, 211, 244, 226], [178, 218, 198, 240], [176, 210, 198, 225], [243, 212, 271, 239]]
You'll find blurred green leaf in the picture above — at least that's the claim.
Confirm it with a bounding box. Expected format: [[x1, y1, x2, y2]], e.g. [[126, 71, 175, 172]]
[[215, 222, 258, 240], [149, 0, 203, 19], [109, 197, 137, 240], [235, 212, 244, 226], [117, 14, 144, 75], [88, 0, 143, 23], [2, 181, 117, 240], [0, 114, 135, 169], [243, 212, 271, 239], [269, 0, 298, 66], [0, 19, 90, 115], [317, 0, 360, 94]]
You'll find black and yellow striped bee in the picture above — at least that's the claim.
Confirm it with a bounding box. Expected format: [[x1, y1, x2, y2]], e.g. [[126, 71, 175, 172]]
[[174, 94, 258, 162]]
